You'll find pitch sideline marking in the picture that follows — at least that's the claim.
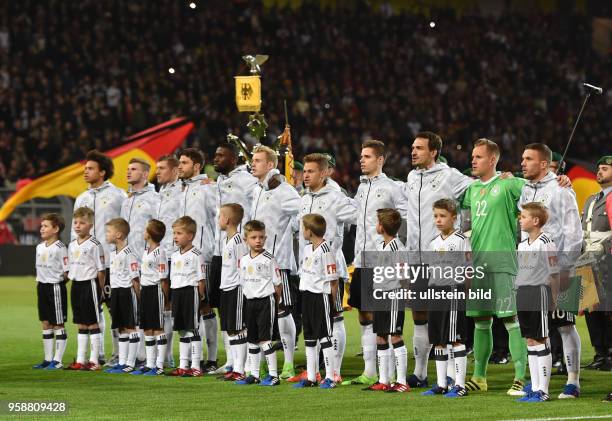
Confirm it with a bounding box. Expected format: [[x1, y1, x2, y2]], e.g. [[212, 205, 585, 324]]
[[499, 415, 612, 421]]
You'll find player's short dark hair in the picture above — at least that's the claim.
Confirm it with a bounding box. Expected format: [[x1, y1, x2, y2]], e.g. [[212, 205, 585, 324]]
[[362, 139, 386, 158], [376, 208, 402, 237], [244, 220, 266, 236], [157, 154, 179, 168], [221, 203, 244, 225], [217, 142, 239, 157], [146, 219, 166, 243], [41, 213, 65, 234], [303, 153, 329, 170], [172, 216, 197, 235], [302, 213, 327, 237], [73, 207, 94, 223], [415, 131, 443, 161], [521, 202, 549, 227], [106, 218, 130, 237], [432, 198, 458, 216], [180, 148, 204, 167], [474, 138, 500, 160], [85, 150, 114, 180], [525, 143, 553, 163]]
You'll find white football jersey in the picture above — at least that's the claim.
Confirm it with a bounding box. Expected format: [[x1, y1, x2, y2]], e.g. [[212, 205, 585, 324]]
[[110, 245, 140, 289], [240, 250, 282, 299], [140, 246, 169, 287], [299, 240, 338, 294], [428, 231, 472, 287], [36, 240, 68, 284], [516, 233, 559, 287], [374, 237, 407, 291], [220, 232, 248, 291], [170, 247, 206, 289], [68, 236, 105, 281]]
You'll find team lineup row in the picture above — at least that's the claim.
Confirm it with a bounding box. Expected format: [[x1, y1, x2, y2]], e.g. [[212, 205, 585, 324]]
[[32, 134, 612, 401]]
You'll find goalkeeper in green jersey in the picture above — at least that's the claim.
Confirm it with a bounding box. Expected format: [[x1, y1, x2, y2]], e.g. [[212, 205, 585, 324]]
[[460, 139, 571, 397]]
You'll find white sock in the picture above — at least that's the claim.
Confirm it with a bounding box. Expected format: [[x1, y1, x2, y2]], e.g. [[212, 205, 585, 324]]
[[112, 328, 120, 357], [453, 344, 467, 388], [53, 328, 67, 363], [305, 341, 318, 382], [222, 331, 233, 368], [361, 322, 377, 377], [558, 325, 581, 387], [527, 345, 541, 392], [413, 323, 431, 380], [89, 328, 101, 365], [145, 335, 156, 369], [163, 311, 174, 365], [98, 311, 106, 359], [393, 342, 408, 385], [377, 343, 391, 385], [332, 318, 346, 377], [387, 339, 395, 382], [434, 347, 448, 388], [230, 333, 247, 374], [262, 341, 278, 377], [137, 328, 146, 362], [77, 329, 89, 364], [535, 343, 552, 394], [191, 334, 202, 370], [156, 334, 167, 369], [202, 314, 218, 362], [447, 344, 455, 381], [278, 313, 296, 366], [118, 333, 129, 366], [321, 338, 335, 380], [127, 332, 139, 367], [248, 344, 261, 378], [179, 332, 191, 369], [42, 329, 54, 361]]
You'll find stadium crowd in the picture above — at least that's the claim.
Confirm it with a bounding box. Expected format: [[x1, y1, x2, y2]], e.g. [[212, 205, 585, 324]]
[[0, 0, 610, 192]]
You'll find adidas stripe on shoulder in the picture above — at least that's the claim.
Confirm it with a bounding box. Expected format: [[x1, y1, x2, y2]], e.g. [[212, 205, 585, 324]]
[[262, 251, 274, 260]]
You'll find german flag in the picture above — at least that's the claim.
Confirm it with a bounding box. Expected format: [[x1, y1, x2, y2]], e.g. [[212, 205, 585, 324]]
[[567, 164, 600, 212], [0, 117, 194, 221]]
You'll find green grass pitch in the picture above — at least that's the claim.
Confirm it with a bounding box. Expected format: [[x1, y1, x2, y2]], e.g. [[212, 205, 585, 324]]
[[1, 277, 611, 420]]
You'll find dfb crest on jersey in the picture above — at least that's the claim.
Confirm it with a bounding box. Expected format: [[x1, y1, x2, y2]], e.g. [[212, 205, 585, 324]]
[[429, 173, 443, 191], [490, 185, 500, 197]]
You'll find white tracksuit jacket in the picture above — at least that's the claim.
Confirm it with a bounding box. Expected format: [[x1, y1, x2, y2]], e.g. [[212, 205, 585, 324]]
[[250, 170, 301, 270], [180, 174, 216, 262], [403, 163, 474, 253], [213, 166, 258, 256], [353, 173, 408, 268], [121, 183, 160, 259], [72, 181, 127, 268], [519, 171, 583, 268]]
